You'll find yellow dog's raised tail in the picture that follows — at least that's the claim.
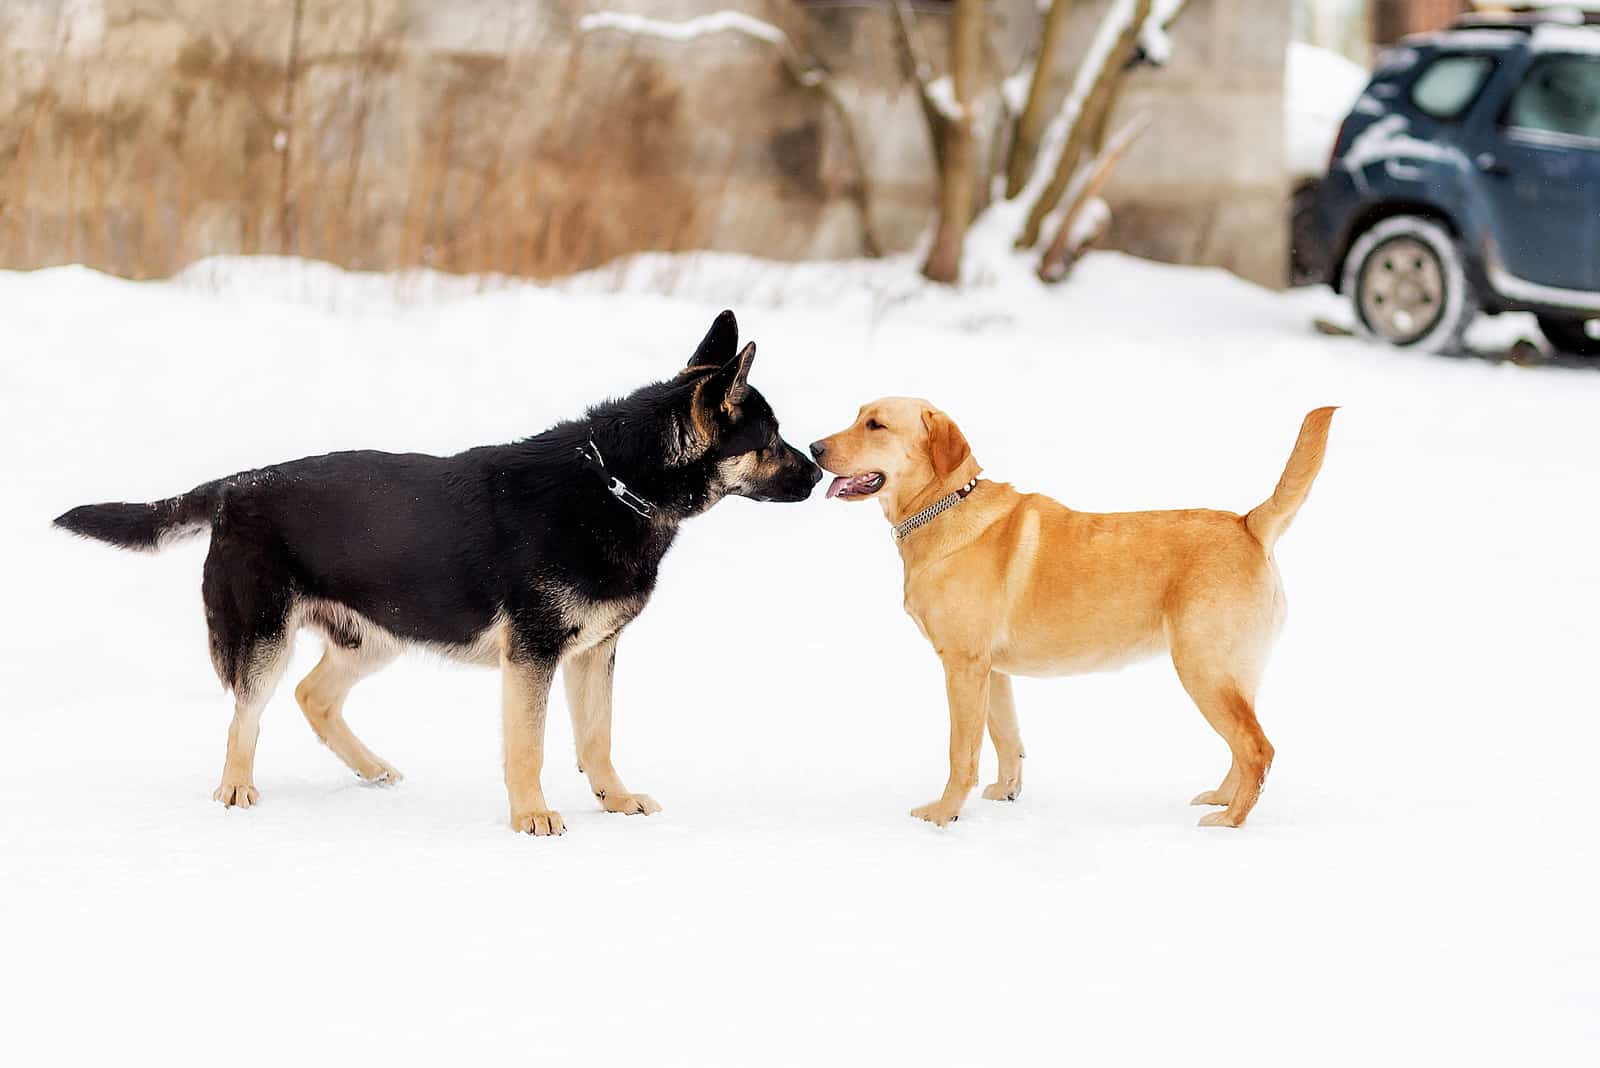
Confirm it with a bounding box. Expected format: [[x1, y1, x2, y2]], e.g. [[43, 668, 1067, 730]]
[[1245, 407, 1337, 551]]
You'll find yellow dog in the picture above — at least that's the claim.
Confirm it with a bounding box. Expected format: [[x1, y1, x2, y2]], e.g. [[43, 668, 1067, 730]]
[[810, 401, 1335, 829]]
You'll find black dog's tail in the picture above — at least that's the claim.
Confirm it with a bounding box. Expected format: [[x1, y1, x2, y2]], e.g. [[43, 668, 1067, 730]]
[[54, 481, 221, 552]]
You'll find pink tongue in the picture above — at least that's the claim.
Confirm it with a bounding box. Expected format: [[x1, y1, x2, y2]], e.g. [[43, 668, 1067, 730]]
[[826, 476, 851, 500]]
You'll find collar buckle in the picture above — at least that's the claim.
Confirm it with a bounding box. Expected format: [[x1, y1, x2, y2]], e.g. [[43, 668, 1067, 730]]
[[581, 440, 655, 520]]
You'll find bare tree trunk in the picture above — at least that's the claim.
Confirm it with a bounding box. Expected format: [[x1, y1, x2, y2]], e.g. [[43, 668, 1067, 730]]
[[1016, 0, 1150, 250], [1004, 0, 1074, 199], [922, 0, 984, 284]]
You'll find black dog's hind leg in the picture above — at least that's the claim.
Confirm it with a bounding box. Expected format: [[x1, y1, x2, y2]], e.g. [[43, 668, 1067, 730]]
[[294, 643, 402, 784], [565, 633, 660, 817], [202, 534, 294, 809], [213, 637, 292, 808]]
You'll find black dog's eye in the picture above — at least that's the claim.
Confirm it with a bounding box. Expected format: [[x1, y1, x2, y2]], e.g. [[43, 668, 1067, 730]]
[[866, 419, 885, 431]]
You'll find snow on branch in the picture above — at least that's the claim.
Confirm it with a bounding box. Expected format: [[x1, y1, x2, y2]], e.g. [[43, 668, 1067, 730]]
[[1066, 195, 1111, 254], [1001, 68, 1031, 116], [1139, 0, 1187, 66], [926, 76, 966, 122]]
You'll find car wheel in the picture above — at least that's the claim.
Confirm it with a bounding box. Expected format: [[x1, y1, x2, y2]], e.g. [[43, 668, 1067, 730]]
[[1536, 315, 1600, 357], [1343, 215, 1477, 353]]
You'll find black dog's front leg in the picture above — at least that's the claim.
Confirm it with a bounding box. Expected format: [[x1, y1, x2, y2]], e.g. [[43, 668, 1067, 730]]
[[565, 633, 661, 817], [501, 649, 562, 835]]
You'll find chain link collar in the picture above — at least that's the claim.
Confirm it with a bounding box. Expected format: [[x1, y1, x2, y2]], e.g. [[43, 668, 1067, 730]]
[[893, 478, 978, 540], [578, 439, 656, 519]]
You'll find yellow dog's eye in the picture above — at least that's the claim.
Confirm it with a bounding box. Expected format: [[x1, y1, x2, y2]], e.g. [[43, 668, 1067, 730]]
[[866, 419, 885, 431]]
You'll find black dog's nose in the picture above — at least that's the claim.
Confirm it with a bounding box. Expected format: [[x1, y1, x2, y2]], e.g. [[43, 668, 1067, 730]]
[[808, 463, 824, 485], [809, 441, 827, 461]]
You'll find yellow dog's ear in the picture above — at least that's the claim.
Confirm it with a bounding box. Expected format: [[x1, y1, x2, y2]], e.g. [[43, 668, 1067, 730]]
[[922, 408, 971, 479]]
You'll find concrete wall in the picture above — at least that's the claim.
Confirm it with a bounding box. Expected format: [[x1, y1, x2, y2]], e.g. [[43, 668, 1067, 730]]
[[1092, 0, 1290, 287], [0, 0, 1289, 286]]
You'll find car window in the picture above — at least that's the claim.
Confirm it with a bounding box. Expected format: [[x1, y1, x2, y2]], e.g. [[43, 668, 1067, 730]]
[[1410, 54, 1496, 120], [1505, 55, 1600, 141]]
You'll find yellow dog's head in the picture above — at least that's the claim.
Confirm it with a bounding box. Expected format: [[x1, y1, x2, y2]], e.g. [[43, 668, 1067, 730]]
[[808, 398, 976, 512]]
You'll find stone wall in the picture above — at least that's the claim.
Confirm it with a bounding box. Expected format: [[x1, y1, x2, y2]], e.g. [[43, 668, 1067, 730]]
[[0, 0, 1288, 285]]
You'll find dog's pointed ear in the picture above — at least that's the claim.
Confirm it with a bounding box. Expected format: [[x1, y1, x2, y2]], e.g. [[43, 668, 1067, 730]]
[[718, 341, 756, 414], [688, 309, 738, 369], [922, 408, 972, 480]]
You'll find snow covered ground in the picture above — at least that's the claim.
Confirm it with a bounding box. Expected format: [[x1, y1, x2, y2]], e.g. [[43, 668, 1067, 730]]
[[3, 250, 1597, 1065]]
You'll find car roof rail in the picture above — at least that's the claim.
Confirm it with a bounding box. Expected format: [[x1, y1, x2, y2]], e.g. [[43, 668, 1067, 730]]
[[1453, 7, 1598, 31]]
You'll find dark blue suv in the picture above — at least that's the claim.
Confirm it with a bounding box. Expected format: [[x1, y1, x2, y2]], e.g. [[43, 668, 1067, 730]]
[[1301, 13, 1600, 354]]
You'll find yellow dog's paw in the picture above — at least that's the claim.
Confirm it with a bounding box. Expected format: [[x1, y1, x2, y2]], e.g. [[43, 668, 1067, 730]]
[[511, 809, 566, 836], [1198, 809, 1243, 828], [982, 781, 1021, 802], [599, 791, 661, 816], [213, 780, 259, 808], [1190, 789, 1231, 806], [911, 801, 961, 827]]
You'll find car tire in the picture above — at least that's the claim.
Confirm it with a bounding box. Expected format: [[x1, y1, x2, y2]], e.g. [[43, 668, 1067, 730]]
[[1342, 215, 1477, 354], [1536, 315, 1600, 357], [1289, 179, 1323, 287]]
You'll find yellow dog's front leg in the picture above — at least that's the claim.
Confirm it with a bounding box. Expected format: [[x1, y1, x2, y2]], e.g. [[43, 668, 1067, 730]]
[[911, 654, 991, 827]]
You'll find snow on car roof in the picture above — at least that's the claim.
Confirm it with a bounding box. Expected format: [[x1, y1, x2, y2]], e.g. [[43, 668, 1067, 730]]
[[1531, 23, 1600, 53], [1474, 1, 1599, 10], [1423, 29, 1531, 49]]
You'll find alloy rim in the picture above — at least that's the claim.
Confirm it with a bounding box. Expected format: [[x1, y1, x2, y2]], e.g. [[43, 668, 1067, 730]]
[[1359, 236, 1446, 344]]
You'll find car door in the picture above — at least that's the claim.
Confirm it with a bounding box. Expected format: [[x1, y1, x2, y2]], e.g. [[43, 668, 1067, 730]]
[[1469, 48, 1600, 293]]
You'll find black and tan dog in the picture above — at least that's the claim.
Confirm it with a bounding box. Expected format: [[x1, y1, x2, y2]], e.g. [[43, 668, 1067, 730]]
[[811, 400, 1334, 830], [55, 311, 820, 835]]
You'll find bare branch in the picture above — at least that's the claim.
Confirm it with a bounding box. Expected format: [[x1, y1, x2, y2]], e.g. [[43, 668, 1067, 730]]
[[888, 0, 937, 90], [1036, 112, 1149, 282], [887, 0, 952, 175]]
